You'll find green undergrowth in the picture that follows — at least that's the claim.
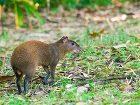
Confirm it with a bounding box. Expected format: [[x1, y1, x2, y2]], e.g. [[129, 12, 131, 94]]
[[0, 31, 10, 71], [78, 27, 140, 78], [0, 27, 140, 104]]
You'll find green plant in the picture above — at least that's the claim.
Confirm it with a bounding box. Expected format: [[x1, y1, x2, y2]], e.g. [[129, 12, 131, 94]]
[[0, 0, 44, 28], [0, 95, 30, 105], [49, 0, 112, 10], [78, 0, 112, 9]]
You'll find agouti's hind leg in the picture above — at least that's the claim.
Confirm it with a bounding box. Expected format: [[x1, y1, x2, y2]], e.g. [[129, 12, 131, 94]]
[[24, 74, 33, 95], [43, 66, 50, 84], [15, 71, 23, 94], [23, 68, 35, 95]]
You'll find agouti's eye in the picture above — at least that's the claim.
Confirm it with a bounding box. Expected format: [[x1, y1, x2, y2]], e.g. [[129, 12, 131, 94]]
[[71, 42, 75, 45]]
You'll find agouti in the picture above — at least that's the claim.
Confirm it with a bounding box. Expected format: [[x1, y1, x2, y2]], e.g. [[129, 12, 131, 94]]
[[11, 36, 81, 94]]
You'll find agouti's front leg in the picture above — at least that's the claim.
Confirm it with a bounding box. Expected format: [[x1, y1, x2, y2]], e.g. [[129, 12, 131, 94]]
[[50, 64, 57, 84], [43, 66, 51, 84], [42, 65, 56, 85]]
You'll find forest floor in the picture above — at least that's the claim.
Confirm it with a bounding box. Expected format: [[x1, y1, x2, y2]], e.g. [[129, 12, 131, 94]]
[[0, 3, 140, 105]]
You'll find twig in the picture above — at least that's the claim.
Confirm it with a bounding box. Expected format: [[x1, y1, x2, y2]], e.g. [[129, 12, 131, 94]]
[[46, 16, 59, 23], [32, 76, 43, 82], [106, 18, 115, 31], [0, 87, 16, 92], [126, 76, 133, 85], [94, 76, 134, 82]]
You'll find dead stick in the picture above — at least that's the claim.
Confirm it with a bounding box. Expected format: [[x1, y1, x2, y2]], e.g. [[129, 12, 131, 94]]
[[94, 76, 134, 82], [106, 18, 115, 31]]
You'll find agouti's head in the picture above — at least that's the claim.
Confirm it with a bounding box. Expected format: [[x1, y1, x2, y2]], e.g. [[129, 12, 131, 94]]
[[59, 36, 81, 54]]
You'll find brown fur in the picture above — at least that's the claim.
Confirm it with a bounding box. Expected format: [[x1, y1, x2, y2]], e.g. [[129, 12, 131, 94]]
[[10, 36, 81, 94]]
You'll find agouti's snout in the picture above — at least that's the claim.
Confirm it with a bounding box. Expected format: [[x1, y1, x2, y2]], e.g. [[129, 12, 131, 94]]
[[73, 46, 82, 54], [65, 39, 81, 54]]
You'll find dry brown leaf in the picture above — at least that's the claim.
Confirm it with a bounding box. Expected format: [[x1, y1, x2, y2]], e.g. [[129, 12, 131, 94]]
[[119, 83, 133, 93], [112, 0, 122, 8], [0, 75, 15, 82], [113, 40, 130, 49], [90, 29, 105, 38], [92, 16, 106, 22]]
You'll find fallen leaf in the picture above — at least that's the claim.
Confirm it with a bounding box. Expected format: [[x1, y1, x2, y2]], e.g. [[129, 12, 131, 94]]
[[77, 86, 88, 93], [82, 72, 89, 78], [65, 84, 73, 89], [84, 84, 90, 88], [90, 29, 105, 38], [113, 44, 127, 49], [92, 16, 106, 22], [111, 14, 127, 22], [122, 99, 131, 103], [112, 0, 122, 8], [113, 40, 130, 49]]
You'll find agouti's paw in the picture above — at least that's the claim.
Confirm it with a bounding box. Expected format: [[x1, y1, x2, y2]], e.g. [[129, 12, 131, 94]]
[[42, 79, 49, 85], [42, 79, 54, 85]]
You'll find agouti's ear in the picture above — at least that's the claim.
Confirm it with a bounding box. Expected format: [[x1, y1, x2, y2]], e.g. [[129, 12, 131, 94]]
[[62, 36, 68, 43]]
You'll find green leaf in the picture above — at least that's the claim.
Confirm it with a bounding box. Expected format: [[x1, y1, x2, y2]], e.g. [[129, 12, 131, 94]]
[[22, 1, 44, 24], [16, 4, 24, 26]]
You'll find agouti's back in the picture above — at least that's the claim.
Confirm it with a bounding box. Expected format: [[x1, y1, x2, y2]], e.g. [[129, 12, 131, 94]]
[[11, 41, 51, 70]]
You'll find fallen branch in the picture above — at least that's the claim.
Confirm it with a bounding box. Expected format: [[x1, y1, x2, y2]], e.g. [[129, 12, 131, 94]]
[[94, 76, 135, 83]]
